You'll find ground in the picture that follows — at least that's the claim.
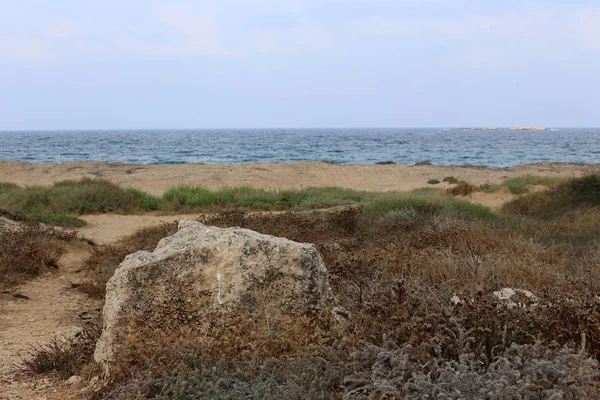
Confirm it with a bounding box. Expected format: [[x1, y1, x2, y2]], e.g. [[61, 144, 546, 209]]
[[0, 241, 101, 400], [1, 161, 599, 398]]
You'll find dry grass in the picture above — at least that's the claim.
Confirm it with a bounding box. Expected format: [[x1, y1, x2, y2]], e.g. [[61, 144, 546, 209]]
[[0, 218, 76, 289], [63, 199, 600, 398], [20, 321, 101, 378]]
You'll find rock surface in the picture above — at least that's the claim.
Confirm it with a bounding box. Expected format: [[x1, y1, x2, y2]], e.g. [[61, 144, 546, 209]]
[[94, 220, 339, 376]]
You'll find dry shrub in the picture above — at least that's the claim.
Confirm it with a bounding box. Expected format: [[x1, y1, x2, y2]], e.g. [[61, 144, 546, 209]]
[[0, 219, 75, 288], [82, 209, 600, 398], [447, 180, 478, 196], [20, 320, 101, 378]]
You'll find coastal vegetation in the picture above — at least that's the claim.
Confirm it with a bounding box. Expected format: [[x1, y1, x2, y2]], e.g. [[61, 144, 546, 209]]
[[0, 178, 503, 227], [0, 220, 76, 289], [4, 174, 599, 398]]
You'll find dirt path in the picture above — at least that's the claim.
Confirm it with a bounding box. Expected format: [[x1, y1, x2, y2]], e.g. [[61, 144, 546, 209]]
[[0, 242, 101, 400], [78, 213, 200, 245]]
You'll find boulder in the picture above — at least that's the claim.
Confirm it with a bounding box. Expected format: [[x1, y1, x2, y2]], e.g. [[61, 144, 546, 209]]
[[94, 220, 341, 376]]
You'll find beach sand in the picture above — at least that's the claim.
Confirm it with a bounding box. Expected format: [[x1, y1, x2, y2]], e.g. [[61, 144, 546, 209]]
[[1, 160, 598, 196], [1, 161, 599, 243]]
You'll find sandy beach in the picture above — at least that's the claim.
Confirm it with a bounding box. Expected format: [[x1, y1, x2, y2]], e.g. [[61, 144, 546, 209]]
[[1, 160, 598, 196]]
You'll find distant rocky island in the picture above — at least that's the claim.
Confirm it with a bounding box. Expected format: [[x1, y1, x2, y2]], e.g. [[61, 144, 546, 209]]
[[454, 127, 547, 131]]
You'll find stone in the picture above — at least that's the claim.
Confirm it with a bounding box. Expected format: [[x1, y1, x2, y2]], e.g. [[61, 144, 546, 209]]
[[493, 287, 536, 309], [65, 375, 82, 387], [94, 220, 342, 376], [0, 217, 19, 232]]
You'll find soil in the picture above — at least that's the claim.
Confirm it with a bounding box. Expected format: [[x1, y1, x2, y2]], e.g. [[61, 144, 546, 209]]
[[0, 241, 101, 400]]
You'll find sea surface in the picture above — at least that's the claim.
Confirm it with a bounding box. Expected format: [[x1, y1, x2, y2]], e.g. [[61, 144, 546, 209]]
[[1, 128, 599, 167]]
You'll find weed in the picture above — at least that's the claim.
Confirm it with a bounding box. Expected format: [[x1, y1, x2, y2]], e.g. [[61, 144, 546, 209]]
[[20, 321, 101, 378]]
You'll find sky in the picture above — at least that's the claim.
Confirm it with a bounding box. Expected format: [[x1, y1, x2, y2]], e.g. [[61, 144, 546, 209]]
[[1, 0, 599, 129]]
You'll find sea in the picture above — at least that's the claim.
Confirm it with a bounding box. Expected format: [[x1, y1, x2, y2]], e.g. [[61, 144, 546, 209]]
[[0, 128, 598, 167]]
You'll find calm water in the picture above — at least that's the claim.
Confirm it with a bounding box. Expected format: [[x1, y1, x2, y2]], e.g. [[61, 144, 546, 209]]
[[0, 128, 599, 167]]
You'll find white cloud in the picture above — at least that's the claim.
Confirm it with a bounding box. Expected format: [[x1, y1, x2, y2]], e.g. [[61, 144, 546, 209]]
[[249, 31, 277, 52], [574, 8, 600, 51], [0, 37, 51, 63], [118, 6, 232, 57], [343, 6, 572, 66], [290, 24, 333, 49], [46, 19, 79, 39]]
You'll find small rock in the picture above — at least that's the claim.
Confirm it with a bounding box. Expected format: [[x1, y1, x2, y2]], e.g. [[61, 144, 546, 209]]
[[65, 375, 82, 386], [88, 375, 100, 389], [493, 287, 536, 309], [450, 293, 463, 306]]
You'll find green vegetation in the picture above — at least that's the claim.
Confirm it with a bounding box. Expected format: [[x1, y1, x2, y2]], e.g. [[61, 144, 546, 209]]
[[427, 179, 440, 185], [502, 175, 563, 194], [443, 176, 459, 184], [503, 174, 600, 218], [1, 179, 500, 227]]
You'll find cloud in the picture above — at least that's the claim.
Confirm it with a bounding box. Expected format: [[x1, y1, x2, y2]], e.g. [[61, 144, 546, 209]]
[[0, 17, 81, 63], [0, 37, 51, 63], [249, 31, 277, 52], [342, 6, 570, 66], [290, 24, 333, 49], [118, 6, 232, 57], [46, 19, 79, 39], [574, 8, 600, 51]]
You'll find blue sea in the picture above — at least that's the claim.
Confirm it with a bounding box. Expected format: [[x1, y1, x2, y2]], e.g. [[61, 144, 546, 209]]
[[1, 128, 599, 167]]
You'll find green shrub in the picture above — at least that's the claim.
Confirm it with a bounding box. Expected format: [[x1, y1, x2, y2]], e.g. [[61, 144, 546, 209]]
[[0, 182, 19, 194], [427, 179, 440, 185], [503, 175, 600, 218], [502, 176, 562, 194], [442, 200, 499, 221], [127, 188, 163, 211], [443, 176, 459, 184]]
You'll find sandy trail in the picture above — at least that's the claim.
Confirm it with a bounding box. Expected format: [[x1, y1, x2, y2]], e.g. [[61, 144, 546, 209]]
[[0, 242, 101, 400], [1, 161, 598, 196], [78, 213, 201, 245]]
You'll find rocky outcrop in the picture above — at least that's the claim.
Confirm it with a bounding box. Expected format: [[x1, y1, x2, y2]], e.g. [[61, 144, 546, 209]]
[[94, 220, 342, 376]]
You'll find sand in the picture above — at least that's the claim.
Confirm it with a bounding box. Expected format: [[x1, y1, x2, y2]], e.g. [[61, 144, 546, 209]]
[[1, 160, 598, 196]]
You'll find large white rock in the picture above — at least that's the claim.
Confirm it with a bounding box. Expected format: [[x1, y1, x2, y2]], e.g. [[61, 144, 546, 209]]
[[94, 220, 340, 376]]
